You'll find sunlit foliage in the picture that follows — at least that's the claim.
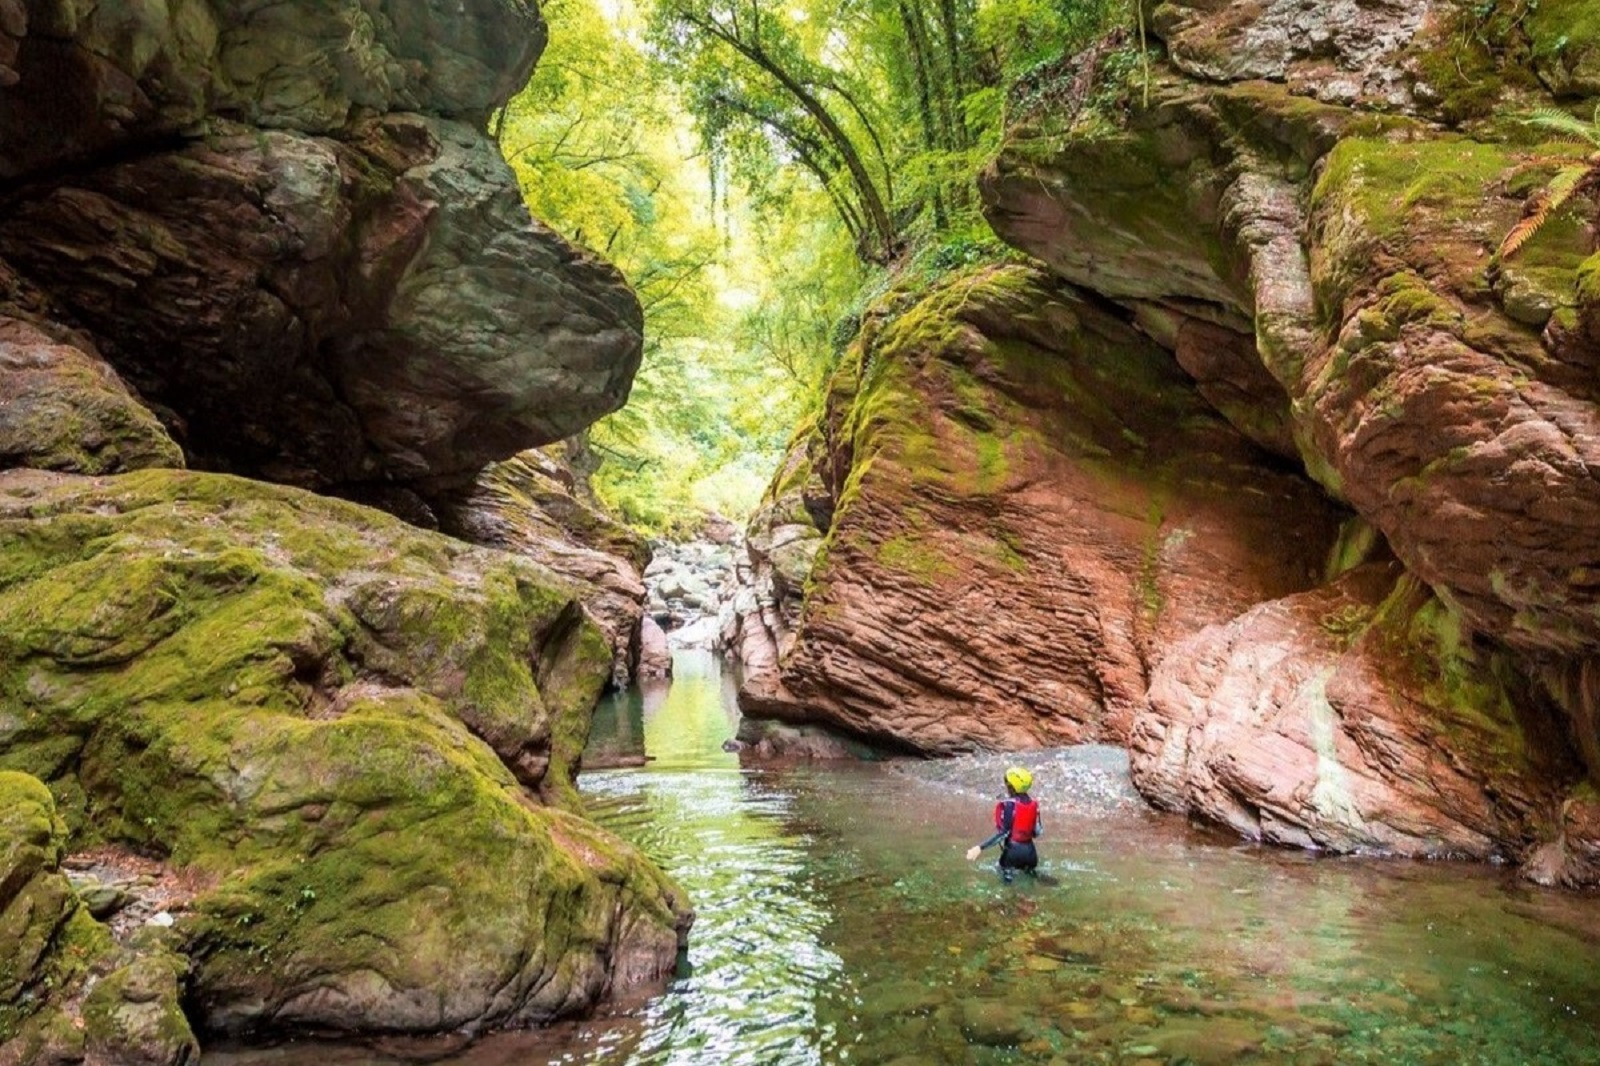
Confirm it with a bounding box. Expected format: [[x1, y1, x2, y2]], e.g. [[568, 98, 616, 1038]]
[[499, 0, 1131, 534]]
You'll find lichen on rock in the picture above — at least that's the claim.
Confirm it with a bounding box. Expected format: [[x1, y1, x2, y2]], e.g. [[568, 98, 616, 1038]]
[[0, 469, 689, 1042], [735, 264, 1343, 755]]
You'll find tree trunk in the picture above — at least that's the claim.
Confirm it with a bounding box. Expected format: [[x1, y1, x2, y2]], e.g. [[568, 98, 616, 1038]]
[[689, 13, 898, 259]]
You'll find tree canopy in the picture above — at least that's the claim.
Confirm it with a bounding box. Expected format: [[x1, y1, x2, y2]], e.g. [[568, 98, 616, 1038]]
[[499, 0, 1131, 534]]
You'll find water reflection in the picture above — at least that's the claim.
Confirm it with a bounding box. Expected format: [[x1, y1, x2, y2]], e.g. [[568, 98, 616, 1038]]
[[579, 651, 843, 1065], [208, 652, 1600, 1066]]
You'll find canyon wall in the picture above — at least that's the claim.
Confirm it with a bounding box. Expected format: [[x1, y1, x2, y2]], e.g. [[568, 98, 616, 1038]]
[[733, 0, 1600, 886]]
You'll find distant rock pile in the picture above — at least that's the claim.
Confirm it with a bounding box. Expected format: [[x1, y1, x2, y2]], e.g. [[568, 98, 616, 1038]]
[[639, 529, 743, 675]]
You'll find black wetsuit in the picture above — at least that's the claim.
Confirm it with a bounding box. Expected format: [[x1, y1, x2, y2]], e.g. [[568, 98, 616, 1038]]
[[979, 794, 1040, 880]]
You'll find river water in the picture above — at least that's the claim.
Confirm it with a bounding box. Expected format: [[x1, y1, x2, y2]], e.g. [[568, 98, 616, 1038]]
[[218, 651, 1600, 1065]]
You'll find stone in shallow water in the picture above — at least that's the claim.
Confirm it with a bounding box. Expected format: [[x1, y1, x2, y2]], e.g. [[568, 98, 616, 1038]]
[[959, 999, 1030, 1046], [1150, 1018, 1265, 1065]]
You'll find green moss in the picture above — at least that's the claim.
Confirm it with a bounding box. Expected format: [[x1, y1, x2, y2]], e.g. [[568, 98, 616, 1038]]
[[1526, 0, 1600, 98], [1313, 137, 1515, 252], [80, 949, 198, 1062], [0, 470, 685, 1034], [1324, 516, 1383, 581], [1577, 249, 1600, 307], [875, 533, 958, 586], [1366, 577, 1542, 778], [0, 773, 118, 1045], [988, 527, 1030, 574]]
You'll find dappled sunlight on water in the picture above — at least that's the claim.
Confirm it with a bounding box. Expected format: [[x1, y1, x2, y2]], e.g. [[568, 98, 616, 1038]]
[[213, 651, 1600, 1065]]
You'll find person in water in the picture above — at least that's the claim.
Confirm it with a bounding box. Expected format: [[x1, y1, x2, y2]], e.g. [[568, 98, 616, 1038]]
[[965, 766, 1040, 882]]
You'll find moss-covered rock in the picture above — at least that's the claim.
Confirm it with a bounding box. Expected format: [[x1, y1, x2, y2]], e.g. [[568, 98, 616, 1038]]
[[0, 468, 688, 1042], [0, 317, 183, 476], [0, 771, 199, 1066], [735, 264, 1343, 755], [436, 450, 652, 690]]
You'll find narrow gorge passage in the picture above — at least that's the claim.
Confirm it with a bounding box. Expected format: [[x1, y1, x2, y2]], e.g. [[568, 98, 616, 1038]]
[[213, 652, 1600, 1065], [7, 0, 1600, 1062]]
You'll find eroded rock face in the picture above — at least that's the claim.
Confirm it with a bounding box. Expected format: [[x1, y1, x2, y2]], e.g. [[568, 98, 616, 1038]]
[[1133, 565, 1582, 860], [0, 0, 640, 504], [983, 0, 1600, 670], [438, 450, 651, 688], [735, 266, 1344, 755], [0, 469, 689, 1039], [973, 0, 1600, 875], [1152, 0, 1429, 108]]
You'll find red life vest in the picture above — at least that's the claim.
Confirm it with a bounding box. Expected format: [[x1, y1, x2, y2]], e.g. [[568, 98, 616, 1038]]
[[993, 796, 1039, 844]]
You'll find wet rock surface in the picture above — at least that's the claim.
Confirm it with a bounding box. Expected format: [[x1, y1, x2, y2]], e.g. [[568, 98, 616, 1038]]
[[1133, 565, 1582, 862], [891, 746, 1144, 819]]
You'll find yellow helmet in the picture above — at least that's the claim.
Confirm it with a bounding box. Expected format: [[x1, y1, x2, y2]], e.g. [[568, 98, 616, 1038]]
[[1004, 766, 1033, 793]]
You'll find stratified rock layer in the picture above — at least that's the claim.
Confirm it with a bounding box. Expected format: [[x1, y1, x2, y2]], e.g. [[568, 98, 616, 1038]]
[[1134, 565, 1580, 860], [969, 0, 1600, 875], [736, 265, 1344, 754], [0, 469, 689, 1039]]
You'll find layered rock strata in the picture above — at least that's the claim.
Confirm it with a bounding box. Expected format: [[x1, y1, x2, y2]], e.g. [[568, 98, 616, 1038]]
[[733, 265, 1345, 754], [971, 0, 1600, 879], [739, 0, 1600, 881]]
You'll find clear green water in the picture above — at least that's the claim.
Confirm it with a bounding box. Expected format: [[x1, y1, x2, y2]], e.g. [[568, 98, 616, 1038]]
[[215, 652, 1600, 1065]]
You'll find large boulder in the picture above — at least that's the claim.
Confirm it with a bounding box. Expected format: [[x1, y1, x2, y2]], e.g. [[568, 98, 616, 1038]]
[[0, 469, 689, 1040], [0, 0, 641, 508], [734, 265, 1344, 754], [0, 115, 641, 498], [0, 316, 182, 476]]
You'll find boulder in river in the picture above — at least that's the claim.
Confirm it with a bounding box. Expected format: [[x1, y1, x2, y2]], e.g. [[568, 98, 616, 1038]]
[[0, 469, 690, 1042]]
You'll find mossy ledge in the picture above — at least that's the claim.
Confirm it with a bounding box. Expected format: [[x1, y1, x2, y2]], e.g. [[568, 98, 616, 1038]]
[[0, 468, 689, 1048]]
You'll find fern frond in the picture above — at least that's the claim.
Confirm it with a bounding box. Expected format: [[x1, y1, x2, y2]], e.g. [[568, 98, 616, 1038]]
[[1499, 208, 1550, 259], [1543, 163, 1593, 214], [1521, 107, 1600, 148], [1499, 164, 1597, 258]]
